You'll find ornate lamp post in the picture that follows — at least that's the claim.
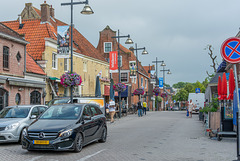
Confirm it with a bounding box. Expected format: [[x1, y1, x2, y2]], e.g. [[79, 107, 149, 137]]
[[112, 30, 133, 118], [160, 66, 171, 111], [152, 58, 164, 111], [130, 43, 148, 101], [61, 0, 94, 103]]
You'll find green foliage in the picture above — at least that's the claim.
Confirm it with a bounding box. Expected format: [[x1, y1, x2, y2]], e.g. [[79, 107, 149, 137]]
[[200, 97, 219, 113], [172, 82, 188, 89], [164, 83, 170, 88], [155, 96, 162, 109], [174, 89, 188, 102], [184, 83, 194, 93]]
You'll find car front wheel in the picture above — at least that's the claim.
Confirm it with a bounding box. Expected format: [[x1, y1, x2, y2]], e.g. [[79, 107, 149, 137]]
[[74, 133, 83, 152], [99, 127, 107, 143]]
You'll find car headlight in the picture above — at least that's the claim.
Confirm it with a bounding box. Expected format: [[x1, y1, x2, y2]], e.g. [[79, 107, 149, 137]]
[[5, 122, 20, 131], [22, 128, 28, 137], [59, 129, 73, 138]]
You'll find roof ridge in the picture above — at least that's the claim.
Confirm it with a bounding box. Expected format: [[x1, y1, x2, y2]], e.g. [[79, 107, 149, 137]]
[[0, 22, 23, 39]]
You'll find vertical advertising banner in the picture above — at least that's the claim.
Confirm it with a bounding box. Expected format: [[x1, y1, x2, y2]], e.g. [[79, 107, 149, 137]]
[[159, 77, 163, 88], [109, 51, 118, 73], [129, 61, 137, 78], [57, 26, 70, 57], [150, 70, 156, 83]]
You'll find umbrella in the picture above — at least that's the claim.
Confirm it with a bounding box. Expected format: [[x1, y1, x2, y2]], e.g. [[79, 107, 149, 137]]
[[221, 72, 227, 100], [110, 79, 115, 101], [95, 76, 101, 97], [228, 69, 235, 100], [218, 76, 222, 100]]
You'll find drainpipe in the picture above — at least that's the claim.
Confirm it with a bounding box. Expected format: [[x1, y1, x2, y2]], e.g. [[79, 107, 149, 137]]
[[24, 45, 26, 75]]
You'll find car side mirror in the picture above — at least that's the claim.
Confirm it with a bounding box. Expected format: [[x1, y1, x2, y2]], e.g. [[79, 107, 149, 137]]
[[30, 115, 37, 119], [83, 115, 91, 120]]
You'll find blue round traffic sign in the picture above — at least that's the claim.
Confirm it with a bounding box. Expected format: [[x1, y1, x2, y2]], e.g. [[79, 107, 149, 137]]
[[221, 37, 240, 64]]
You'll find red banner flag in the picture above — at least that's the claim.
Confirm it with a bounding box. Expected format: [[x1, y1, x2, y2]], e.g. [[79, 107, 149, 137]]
[[109, 51, 118, 72]]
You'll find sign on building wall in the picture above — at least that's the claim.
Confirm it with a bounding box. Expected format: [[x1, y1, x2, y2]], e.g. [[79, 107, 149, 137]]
[[129, 61, 137, 78], [57, 26, 70, 57], [150, 70, 156, 83], [109, 51, 118, 73], [159, 77, 163, 88]]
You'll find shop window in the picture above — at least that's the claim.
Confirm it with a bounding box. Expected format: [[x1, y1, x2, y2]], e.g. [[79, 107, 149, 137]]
[[0, 89, 8, 111]]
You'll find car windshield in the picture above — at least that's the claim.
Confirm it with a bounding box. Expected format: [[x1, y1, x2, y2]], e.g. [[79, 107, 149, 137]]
[[0, 107, 31, 118], [47, 99, 69, 106], [40, 105, 82, 120]]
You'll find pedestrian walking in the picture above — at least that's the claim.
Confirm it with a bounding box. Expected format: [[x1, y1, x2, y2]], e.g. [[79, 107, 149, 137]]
[[188, 99, 194, 118], [142, 101, 147, 115], [137, 101, 143, 117], [109, 99, 116, 123]]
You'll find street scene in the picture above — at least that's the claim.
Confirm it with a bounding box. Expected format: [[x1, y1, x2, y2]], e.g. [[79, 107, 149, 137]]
[[0, 112, 236, 161], [0, 0, 240, 161]]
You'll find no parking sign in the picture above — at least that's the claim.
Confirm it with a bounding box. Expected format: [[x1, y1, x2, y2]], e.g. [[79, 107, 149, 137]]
[[221, 37, 240, 64]]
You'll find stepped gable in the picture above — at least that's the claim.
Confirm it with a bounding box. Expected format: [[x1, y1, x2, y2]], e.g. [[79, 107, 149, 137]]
[[119, 44, 148, 76]]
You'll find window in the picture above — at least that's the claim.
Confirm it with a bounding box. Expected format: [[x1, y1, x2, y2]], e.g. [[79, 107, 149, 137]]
[[39, 106, 47, 114], [52, 53, 57, 69], [83, 61, 87, 72], [141, 77, 143, 87], [90, 106, 98, 116], [31, 107, 39, 116], [3, 46, 9, 68], [15, 93, 21, 105], [145, 79, 147, 88], [64, 58, 68, 71], [121, 72, 128, 82], [83, 106, 92, 116], [16, 52, 21, 62], [104, 42, 112, 53], [30, 91, 41, 104]]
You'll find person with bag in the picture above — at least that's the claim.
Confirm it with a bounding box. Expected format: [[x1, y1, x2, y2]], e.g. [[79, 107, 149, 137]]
[[142, 101, 147, 115], [188, 99, 194, 118], [137, 101, 143, 117], [109, 99, 116, 123]]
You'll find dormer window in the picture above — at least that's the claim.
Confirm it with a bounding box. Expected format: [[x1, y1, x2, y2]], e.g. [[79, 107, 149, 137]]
[[104, 42, 112, 53], [16, 52, 21, 62]]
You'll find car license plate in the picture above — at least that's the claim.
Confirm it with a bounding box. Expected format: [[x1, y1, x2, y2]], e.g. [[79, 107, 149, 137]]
[[33, 140, 49, 145]]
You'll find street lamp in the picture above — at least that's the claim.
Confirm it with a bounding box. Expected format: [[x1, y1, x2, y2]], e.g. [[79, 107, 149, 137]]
[[112, 30, 133, 118], [160, 66, 171, 111], [152, 58, 164, 111], [61, 0, 93, 103], [130, 44, 148, 101]]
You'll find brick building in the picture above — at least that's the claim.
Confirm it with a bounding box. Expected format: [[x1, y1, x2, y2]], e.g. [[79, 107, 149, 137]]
[[97, 26, 150, 107], [0, 23, 46, 110]]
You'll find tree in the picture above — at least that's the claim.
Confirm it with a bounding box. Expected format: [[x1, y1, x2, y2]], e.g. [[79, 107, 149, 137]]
[[184, 83, 194, 93], [174, 89, 188, 102], [164, 83, 170, 88], [172, 82, 188, 89], [204, 45, 218, 77]]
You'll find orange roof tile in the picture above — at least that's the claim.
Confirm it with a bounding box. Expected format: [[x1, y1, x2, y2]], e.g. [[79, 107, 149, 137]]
[[26, 53, 46, 75]]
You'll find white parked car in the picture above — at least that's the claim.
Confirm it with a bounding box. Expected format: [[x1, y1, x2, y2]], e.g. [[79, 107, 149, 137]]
[[0, 105, 47, 143]]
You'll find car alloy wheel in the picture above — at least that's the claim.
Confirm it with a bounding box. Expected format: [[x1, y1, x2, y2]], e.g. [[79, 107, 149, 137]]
[[99, 127, 107, 143], [74, 133, 83, 152]]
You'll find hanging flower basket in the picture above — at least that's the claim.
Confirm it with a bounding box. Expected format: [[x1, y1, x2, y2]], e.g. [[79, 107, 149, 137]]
[[161, 92, 168, 98], [133, 88, 145, 95], [113, 82, 126, 92], [60, 71, 82, 87], [153, 87, 160, 96]]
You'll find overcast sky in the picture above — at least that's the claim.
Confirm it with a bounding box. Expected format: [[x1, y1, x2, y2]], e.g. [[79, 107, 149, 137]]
[[1, 0, 240, 86]]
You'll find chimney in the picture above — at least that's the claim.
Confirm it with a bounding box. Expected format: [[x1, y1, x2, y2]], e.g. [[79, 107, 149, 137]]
[[41, 1, 50, 23], [18, 14, 24, 29], [50, 5, 55, 18]]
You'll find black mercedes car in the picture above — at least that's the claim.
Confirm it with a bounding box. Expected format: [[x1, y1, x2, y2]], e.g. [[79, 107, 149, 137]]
[[22, 103, 107, 152]]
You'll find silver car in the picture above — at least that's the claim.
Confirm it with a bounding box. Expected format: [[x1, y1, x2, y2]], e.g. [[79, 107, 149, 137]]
[[0, 105, 47, 143]]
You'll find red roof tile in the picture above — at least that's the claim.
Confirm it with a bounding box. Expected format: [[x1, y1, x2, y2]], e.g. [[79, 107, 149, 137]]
[[26, 53, 46, 75]]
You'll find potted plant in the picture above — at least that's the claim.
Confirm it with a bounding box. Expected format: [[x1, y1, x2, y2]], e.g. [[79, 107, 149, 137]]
[[133, 88, 145, 95], [60, 71, 82, 87], [153, 87, 160, 96], [113, 82, 126, 92]]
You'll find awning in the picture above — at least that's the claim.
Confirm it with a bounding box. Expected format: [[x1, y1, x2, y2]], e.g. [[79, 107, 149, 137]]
[[115, 86, 128, 98], [217, 60, 226, 73], [104, 85, 110, 96], [49, 77, 60, 81]]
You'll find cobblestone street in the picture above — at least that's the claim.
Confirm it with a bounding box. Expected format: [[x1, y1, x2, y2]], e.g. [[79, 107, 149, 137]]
[[0, 111, 237, 161]]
